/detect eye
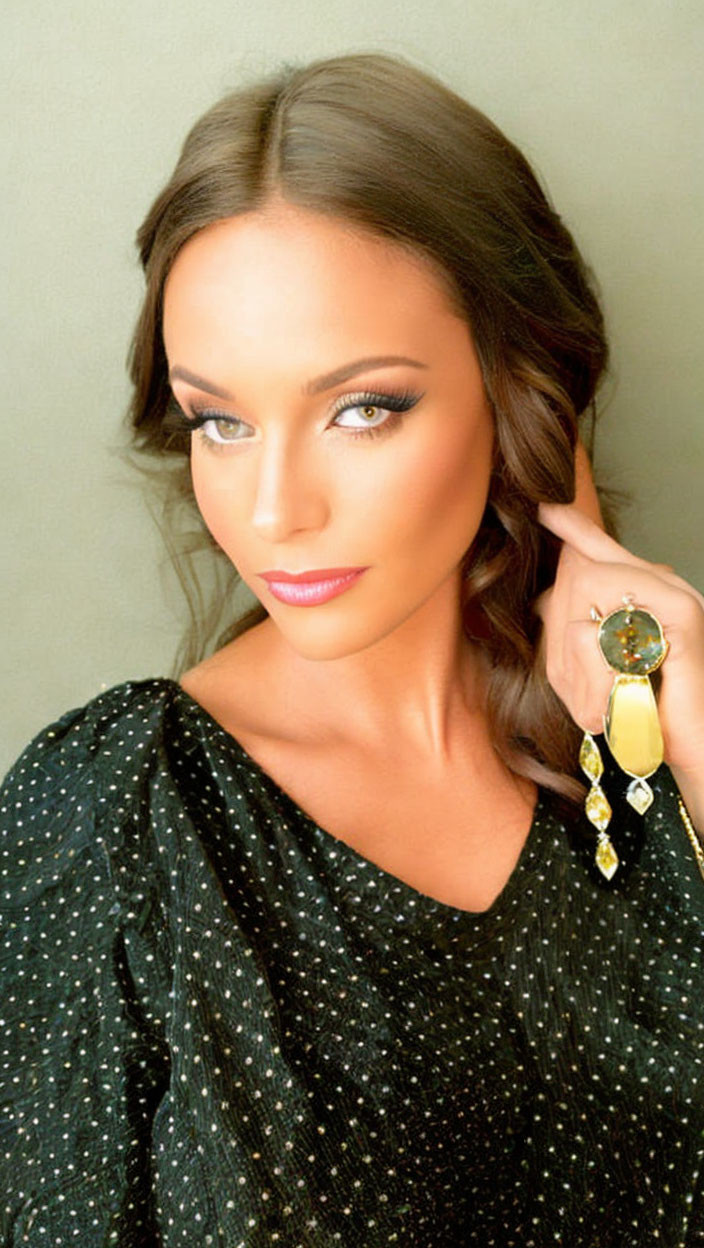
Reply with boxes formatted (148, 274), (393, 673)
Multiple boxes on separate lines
(329, 389), (422, 438)
(332, 403), (391, 431)
(197, 414), (251, 444)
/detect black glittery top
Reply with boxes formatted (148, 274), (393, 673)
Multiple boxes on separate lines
(1, 678), (703, 1246)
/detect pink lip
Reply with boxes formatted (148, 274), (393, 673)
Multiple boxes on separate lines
(260, 567), (367, 583)
(258, 567), (368, 606)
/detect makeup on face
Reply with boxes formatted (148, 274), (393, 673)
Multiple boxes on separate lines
(164, 386), (424, 451)
(258, 567), (369, 606)
(162, 205), (494, 662)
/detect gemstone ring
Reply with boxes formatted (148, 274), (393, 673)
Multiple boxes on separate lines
(595, 597), (669, 817)
(597, 601), (669, 677)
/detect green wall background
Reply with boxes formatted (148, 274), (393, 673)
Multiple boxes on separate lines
(2, 0), (702, 771)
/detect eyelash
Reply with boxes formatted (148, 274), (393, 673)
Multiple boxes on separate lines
(329, 389), (421, 438)
(163, 389), (423, 451)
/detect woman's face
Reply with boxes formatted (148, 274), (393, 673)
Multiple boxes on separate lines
(162, 204), (494, 661)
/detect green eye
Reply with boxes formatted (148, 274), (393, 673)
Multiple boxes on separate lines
(208, 417), (246, 440)
(192, 412), (252, 445)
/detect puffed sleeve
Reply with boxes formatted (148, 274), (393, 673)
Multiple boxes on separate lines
(0, 688), (172, 1246)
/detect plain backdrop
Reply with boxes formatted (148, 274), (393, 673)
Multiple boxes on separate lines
(2, 0), (702, 772)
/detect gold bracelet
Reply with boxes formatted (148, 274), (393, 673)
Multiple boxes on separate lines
(678, 797), (704, 883)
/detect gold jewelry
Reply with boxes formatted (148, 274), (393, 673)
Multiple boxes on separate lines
(594, 595), (669, 814)
(579, 730), (619, 879)
(678, 798), (704, 883)
(580, 596), (668, 879)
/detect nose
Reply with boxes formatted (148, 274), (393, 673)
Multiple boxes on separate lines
(251, 432), (329, 544)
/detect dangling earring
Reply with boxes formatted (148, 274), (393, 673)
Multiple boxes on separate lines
(598, 596), (668, 812)
(596, 595), (668, 809)
(581, 595), (669, 880)
(579, 730), (619, 879)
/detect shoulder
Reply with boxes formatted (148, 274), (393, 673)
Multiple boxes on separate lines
(2, 676), (179, 795)
(0, 678), (180, 905)
(179, 623), (274, 730)
(0, 685), (177, 1228)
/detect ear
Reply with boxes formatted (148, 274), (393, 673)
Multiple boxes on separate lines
(574, 437), (603, 526)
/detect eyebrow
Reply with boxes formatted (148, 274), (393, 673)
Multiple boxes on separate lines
(168, 367), (233, 399)
(168, 355), (428, 401)
(305, 355), (428, 394)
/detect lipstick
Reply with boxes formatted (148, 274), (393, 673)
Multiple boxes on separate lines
(258, 567), (368, 606)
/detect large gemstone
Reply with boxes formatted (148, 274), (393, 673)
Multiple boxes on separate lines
(598, 608), (667, 675)
(626, 777), (654, 815)
(585, 783), (612, 832)
(595, 833), (619, 880)
(579, 732), (604, 783)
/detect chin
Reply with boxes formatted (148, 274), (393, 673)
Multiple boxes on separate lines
(279, 627), (374, 664)
(276, 598), (430, 664)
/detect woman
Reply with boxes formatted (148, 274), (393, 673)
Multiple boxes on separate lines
(2, 53), (703, 1246)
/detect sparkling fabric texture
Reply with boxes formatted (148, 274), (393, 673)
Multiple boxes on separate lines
(1, 678), (703, 1246)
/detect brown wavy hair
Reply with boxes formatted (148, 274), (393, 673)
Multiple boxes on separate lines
(128, 53), (608, 800)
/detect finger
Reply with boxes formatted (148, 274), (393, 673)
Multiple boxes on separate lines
(538, 500), (644, 566)
(574, 439), (604, 527)
(560, 551), (704, 620)
(560, 560), (704, 631)
(545, 620), (613, 734)
(539, 501), (704, 611)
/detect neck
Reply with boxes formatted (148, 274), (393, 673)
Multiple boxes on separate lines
(263, 569), (487, 763)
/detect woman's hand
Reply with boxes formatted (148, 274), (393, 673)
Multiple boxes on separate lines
(538, 501), (704, 831)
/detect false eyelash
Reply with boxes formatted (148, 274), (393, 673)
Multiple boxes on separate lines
(161, 387), (424, 446)
(328, 389), (423, 439)
(162, 402), (250, 451)
(162, 400), (199, 439)
(329, 388), (422, 418)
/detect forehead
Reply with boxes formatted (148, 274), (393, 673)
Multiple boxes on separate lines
(163, 205), (462, 336)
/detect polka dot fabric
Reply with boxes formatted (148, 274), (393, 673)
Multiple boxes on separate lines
(1, 678), (703, 1245)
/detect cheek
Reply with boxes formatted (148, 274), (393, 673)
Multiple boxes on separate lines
(364, 419), (493, 554)
(190, 455), (244, 556)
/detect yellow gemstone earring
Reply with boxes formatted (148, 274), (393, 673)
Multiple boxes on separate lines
(579, 731), (619, 879)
